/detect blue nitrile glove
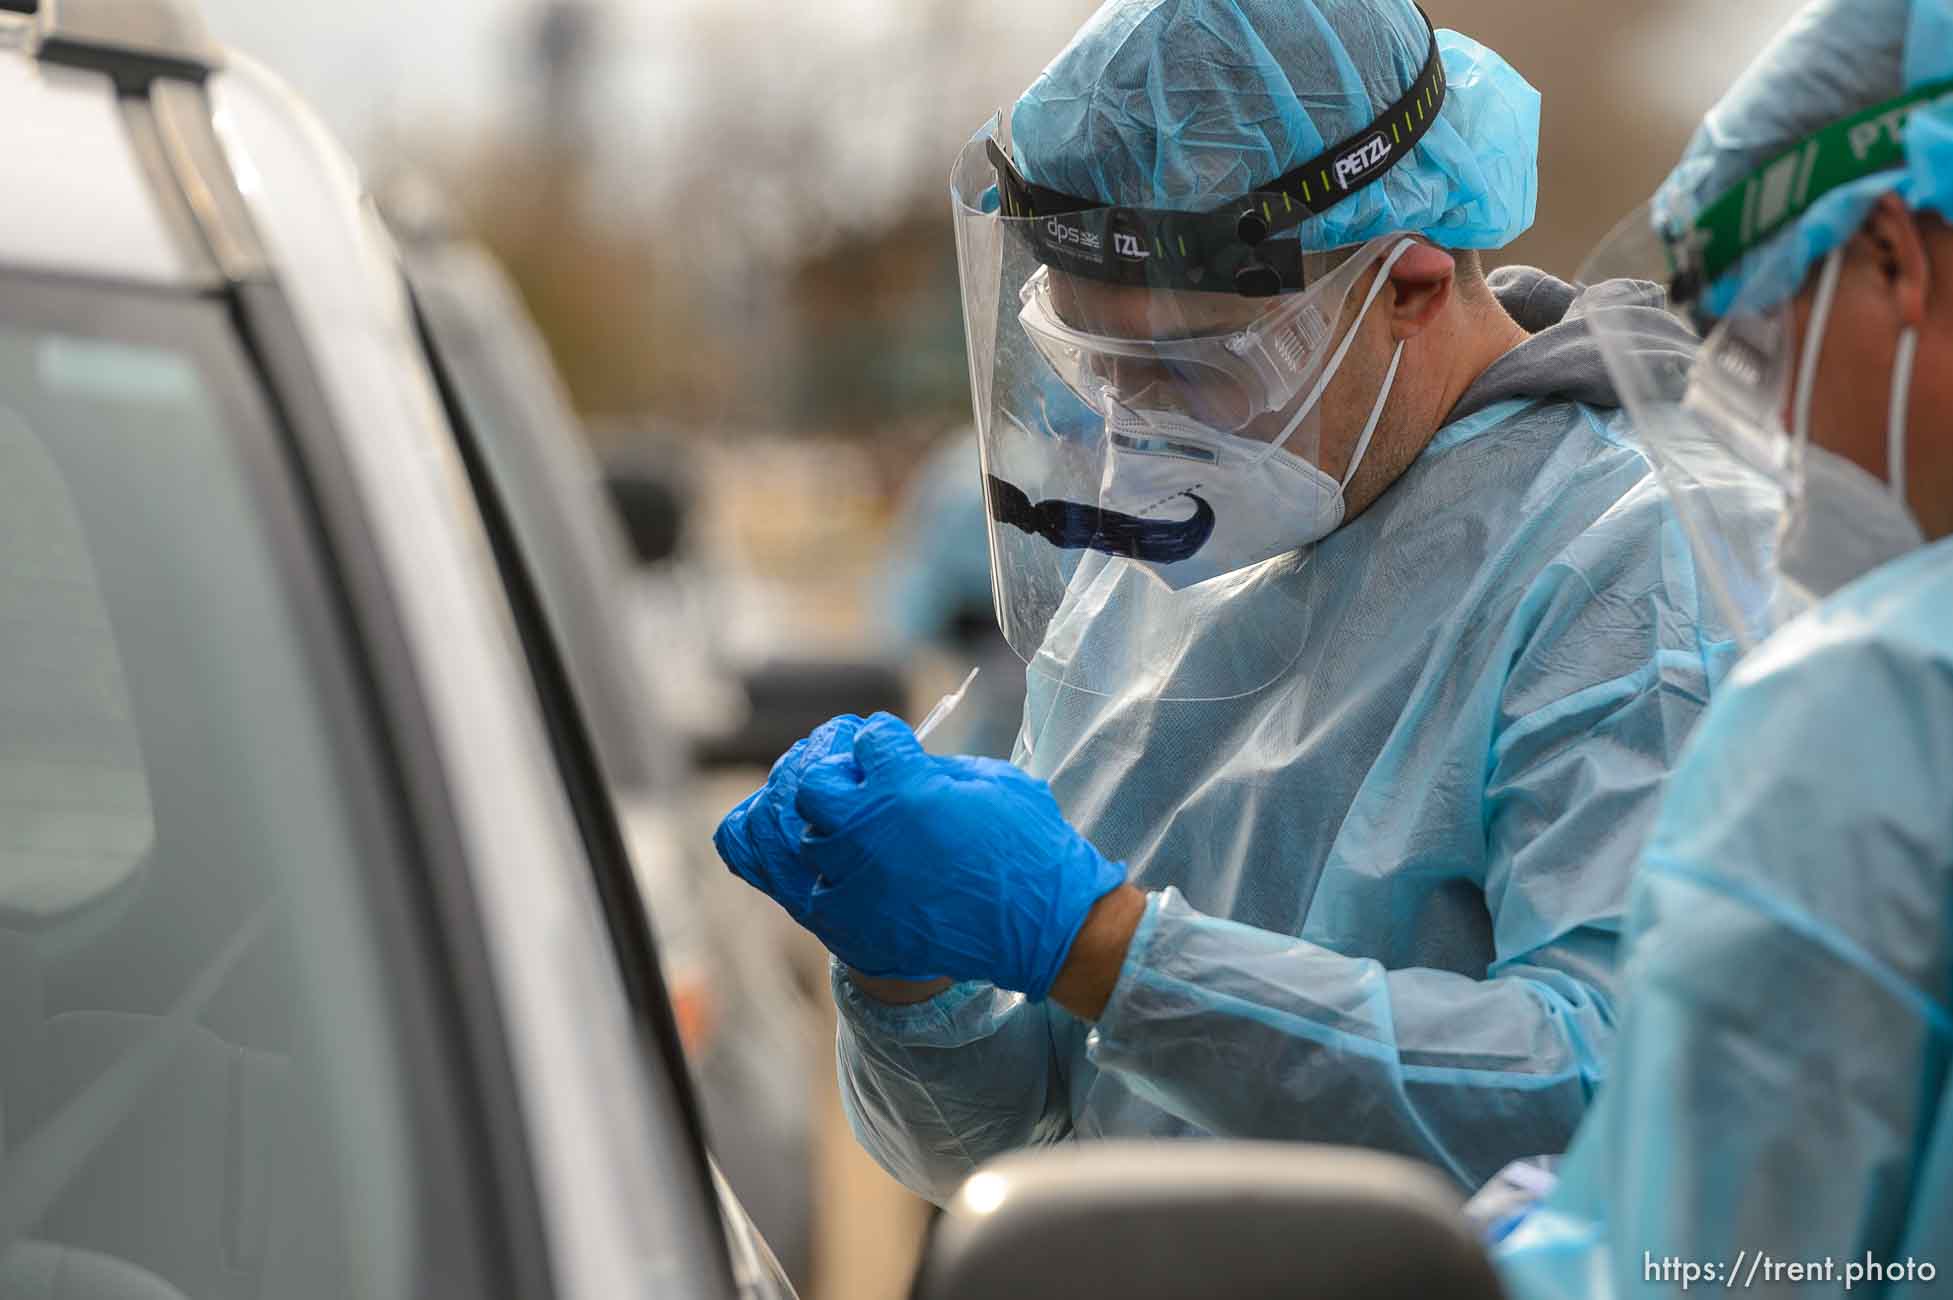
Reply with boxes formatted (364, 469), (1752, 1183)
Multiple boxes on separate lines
(793, 712), (1127, 1001)
(713, 714), (866, 926)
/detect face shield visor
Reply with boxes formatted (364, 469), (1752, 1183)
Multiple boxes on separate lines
(1582, 78), (1953, 644)
(1576, 204), (1809, 652)
(955, 134), (1424, 697)
(950, 18), (1449, 698)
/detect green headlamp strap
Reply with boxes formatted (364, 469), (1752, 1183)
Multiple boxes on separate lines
(1671, 76), (1953, 306)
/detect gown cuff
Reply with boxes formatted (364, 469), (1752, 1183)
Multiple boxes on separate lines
(830, 959), (1031, 1048)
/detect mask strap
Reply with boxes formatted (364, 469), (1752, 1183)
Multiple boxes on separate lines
(1342, 341), (1404, 490)
(1791, 248), (1845, 467)
(1268, 237), (1417, 457)
(1890, 327), (1917, 508)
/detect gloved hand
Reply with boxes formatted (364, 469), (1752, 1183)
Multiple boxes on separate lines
(793, 713), (1127, 1001)
(713, 714), (865, 926)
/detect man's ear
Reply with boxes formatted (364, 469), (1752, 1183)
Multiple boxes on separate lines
(1858, 191), (1930, 329)
(1386, 242), (1457, 341)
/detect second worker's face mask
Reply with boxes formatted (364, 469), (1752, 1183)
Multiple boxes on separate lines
(1779, 443), (1926, 599)
(1772, 249), (1926, 599)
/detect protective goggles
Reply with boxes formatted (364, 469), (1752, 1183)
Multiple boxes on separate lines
(1014, 239), (1397, 435)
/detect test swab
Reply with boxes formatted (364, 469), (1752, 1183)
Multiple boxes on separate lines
(913, 667), (981, 743)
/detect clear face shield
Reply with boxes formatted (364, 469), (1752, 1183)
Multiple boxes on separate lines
(1576, 201), (1816, 651)
(951, 119), (1416, 700)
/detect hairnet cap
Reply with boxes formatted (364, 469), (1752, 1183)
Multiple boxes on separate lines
(1659, 0), (1953, 318)
(1007, 0), (1540, 251)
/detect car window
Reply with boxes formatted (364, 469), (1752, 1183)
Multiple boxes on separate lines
(403, 248), (677, 799)
(402, 246), (729, 991)
(0, 278), (480, 1300)
(407, 254), (750, 1294)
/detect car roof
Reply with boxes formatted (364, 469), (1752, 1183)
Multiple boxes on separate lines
(0, 0), (416, 341)
(0, 14), (200, 285)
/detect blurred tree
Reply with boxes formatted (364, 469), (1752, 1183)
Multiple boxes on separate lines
(784, 211), (969, 436)
(439, 0), (749, 426)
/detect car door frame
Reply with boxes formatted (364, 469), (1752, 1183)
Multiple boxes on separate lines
(400, 273), (741, 1259)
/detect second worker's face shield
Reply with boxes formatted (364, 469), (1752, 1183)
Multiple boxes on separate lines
(951, 118), (1415, 701)
(1575, 75), (1953, 645)
(1578, 203), (1838, 649)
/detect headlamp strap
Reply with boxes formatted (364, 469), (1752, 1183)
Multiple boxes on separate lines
(987, 6), (1447, 296)
(1674, 77), (1953, 304)
(1255, 9), (1447, 229)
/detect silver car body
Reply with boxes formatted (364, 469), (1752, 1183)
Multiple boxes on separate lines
(0, 6), (780, 1296)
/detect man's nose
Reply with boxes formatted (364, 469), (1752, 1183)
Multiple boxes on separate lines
(1109, 353), (1200, 396)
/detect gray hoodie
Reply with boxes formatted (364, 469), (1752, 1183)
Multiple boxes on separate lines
(1450, 266), (1698, 424)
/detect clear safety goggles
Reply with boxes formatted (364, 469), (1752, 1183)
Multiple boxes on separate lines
(1013, 240), (1393, 436)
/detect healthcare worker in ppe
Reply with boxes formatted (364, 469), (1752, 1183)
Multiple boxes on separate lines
(718, 0), (1745, 1204)
(1494, 0), (1953, 1293)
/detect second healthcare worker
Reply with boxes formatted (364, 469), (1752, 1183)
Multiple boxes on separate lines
(719, 0), (1750, 1202)
(1495, 0), (1953, 1291)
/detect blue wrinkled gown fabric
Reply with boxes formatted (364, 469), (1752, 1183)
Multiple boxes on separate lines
(1498, 540), (1953, 1299)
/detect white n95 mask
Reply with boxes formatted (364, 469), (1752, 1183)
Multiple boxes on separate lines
(1089, 241), (1412, 590)
(1777, 256), (1927, 601)
(1779, 446), (1926, 600)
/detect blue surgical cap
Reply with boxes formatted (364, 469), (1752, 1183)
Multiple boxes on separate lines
(1007, 0), (1540, 251)
(1658, 0), (1953, 319)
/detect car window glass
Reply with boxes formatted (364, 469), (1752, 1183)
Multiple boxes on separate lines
(0, 287), (426, 1300)
(406, 253), (676, 797)
(0, 364), (153, 936)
